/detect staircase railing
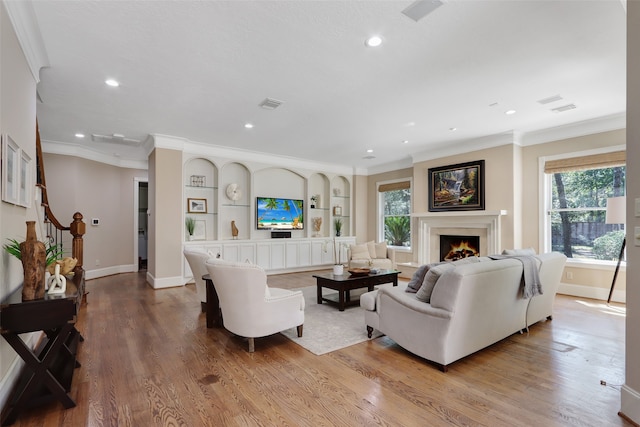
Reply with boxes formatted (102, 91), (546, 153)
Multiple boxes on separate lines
(35, 122), (85, 271)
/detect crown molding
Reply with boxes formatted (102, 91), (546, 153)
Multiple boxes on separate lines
(150, 134), (354, 176)
(519, 112), (626, 146)
(41, 139), (148, 169)
(3, 0), (49, 83)
(411, 131), (517, 164)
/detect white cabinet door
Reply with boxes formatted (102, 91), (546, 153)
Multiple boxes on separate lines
(285, 242), (299, 268)
(298, 241), (311, 266)
(271, 242), (286, 270)
(256, 242), (271, 269)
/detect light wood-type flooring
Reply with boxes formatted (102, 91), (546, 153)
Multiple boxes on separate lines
(9, 269), (631, 426)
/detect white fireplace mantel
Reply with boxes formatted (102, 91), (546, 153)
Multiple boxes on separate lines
(412, 210), (508, 264)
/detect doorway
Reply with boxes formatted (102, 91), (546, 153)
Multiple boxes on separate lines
(135, 179), (149, 270)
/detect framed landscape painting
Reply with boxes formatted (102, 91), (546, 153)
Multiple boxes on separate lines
(428, 160), (485, 212)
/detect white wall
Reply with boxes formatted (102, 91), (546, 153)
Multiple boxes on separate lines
(0, 0), (43, 408)
(622, 3), (640, 423)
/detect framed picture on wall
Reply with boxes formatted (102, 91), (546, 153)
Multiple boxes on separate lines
(2, 135), (19, 205)
(19, 149), (32, 208)
(428, 160), (485, 212)
(187, 198), (208, 213)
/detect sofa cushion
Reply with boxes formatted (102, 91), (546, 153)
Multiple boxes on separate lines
(350, 243), (371, 260)
(374, 242), (388, 259)
(415, 262), (456, 302)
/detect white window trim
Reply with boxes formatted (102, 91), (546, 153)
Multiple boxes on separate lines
(377, 177), (413, 248)
(538, 144), (626, 265)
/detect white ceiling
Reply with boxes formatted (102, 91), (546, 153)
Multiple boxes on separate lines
(31, 0), (626, 173)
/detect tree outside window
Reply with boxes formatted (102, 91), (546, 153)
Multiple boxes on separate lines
(382, 187), (411, 247)
(549, 166), (625, 260)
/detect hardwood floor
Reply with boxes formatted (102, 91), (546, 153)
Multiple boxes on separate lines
(10, 270), (631, 426)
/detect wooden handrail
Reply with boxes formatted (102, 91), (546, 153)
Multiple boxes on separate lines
(36, 121), (85, 270)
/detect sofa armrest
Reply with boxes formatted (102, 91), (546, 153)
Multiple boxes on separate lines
(386, 247), (396, 267)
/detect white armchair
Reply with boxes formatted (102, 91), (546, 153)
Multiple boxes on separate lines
(205, 258), (304, 352)
(183, 249), (211, 311)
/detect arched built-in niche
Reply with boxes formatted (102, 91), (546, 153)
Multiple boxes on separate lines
(184, 157), (218, 241)
(330, 175), (351, 237)
(253, 168), (306, 238)
(309, 173), (330, 237)
(219, 162), (251, 240)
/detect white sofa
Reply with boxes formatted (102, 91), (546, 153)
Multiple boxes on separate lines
(348, 241), (396, 270)
(361, 252), (566, 371)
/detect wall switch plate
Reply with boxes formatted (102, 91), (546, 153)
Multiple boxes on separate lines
(91, 218), (100, 226)
(635, 226), (640, 247)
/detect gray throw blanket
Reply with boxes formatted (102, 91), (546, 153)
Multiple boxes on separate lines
(488, 255), (542, 299)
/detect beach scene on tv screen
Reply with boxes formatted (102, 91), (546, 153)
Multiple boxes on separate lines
(257, 197), (304, 230)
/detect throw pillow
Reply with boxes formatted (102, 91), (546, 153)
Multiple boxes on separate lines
(405, 264), (430, 293)
(502, 247), (536, 256)
(415, 263), (456, 303)
(366, 241), (377, 258)
(350, 243), (371, 260)
(374, 242), (388, 259)
(405, 262), (445, 293)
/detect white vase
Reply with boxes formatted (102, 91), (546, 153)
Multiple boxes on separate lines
(333, 264), (344, 275)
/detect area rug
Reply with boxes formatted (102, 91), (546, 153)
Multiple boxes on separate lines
(280, 286), (383, 355)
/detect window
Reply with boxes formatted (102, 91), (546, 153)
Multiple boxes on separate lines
(379, 180), (411, 248)
(545, 150), (625, 261)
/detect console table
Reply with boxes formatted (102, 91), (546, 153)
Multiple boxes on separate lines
(0, 270), (84, 426)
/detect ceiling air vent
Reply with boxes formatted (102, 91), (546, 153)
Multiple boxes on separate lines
(259, 98), (284, 110)
(537, 94), (563, 105)
(362, 155), (376, 160)
(551, 104), (577, 113)
(402, 0), (444, 22)
(91, 133), (143, 146)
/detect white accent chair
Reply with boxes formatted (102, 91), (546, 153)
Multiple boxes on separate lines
(183, 249), (211, 312)
(205, 258), (305, 352)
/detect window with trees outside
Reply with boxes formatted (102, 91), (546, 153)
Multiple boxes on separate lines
(546, 151), (625, 261)
(379, 181), (411, 248)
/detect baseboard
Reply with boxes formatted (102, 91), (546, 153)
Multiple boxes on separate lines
(85, 264), (137, 280)
(145, 271), (186, 289)
(557, 282), (626, 303)
(621, 384), (640, 425)
(0, 332), (41, 413)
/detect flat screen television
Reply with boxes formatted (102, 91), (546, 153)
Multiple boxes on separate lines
(256, 197), (304, 230)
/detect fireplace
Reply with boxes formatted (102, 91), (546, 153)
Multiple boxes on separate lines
(440, 235), (480, 261)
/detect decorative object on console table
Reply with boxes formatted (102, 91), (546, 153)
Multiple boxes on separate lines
(20, 221), (46, 301)
(428, 160), (485, 212)
(334, 217), (342, 237)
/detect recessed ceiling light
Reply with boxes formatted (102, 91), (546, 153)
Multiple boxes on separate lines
(75, 133), (85, 138)
(365, 36), (383, 47)
(403, 140), (409, 144)
(505, 110), (516, 115)
(449, 127), (457, 132)
(244, 123), (254, 129)
(366, 149), (374, 153)
(105, 79), (119, 87)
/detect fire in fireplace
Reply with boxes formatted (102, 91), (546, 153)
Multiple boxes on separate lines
(440, 235), (480, 261)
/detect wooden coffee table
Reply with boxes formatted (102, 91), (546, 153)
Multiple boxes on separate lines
(313, 269), (399, 311)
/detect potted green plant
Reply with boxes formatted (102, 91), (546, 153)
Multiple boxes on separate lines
(3, 238), (63, 267)
(334, 217), (343, 237)
(185, 217), (196, 240)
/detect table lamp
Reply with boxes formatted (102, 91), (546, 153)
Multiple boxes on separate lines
(605, 196), (625, 304)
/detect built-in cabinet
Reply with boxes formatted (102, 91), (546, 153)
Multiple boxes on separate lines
(182, 155), (354, 280)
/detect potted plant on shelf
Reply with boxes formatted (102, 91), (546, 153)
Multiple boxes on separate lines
(185, 217), (196, 240)
(334, 217), (343, 237)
